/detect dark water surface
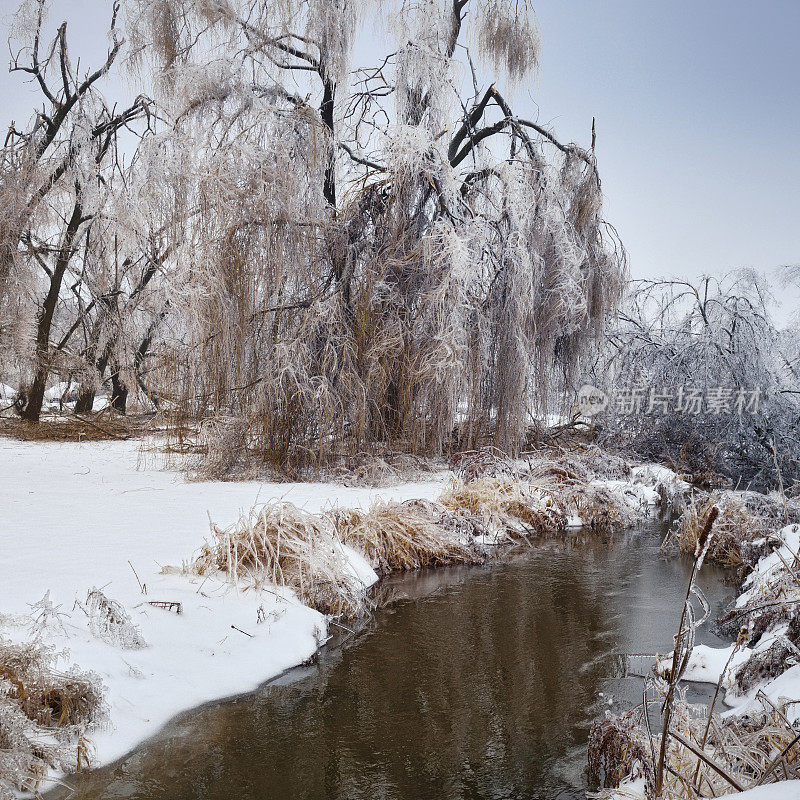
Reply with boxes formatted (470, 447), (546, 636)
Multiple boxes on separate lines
(50, 520), (734, 800)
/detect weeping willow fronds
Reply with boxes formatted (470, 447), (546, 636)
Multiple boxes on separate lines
(1, 1), (626, 466)
(473, 0), (541, 83)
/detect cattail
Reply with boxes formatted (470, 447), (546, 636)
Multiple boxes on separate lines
(694, 505), (719, 559)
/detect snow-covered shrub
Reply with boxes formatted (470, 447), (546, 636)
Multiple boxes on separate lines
(595, 273), (800, 488)
(439, 476), (568, 535)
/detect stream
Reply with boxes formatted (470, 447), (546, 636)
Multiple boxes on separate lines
(48, 519), (735, 800)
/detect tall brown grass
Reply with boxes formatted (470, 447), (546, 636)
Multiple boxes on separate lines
(192, 502), (368, 617)
(669, 491), (800, 573)
(330, 500), (482, 574)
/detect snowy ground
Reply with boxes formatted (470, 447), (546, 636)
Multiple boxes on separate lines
(0, 438), (443, 772)
(670, 523), (800, 718)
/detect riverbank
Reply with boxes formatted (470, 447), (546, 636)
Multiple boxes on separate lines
(0, 438), (687, 797)
(593, 490), (800, 799)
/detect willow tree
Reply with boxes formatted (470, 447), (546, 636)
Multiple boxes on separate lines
(127, 0), (626, 475)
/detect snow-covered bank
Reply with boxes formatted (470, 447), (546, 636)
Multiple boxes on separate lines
(599, 506), (800, 798)
(0, 438), (688, 795)
(603, 778), (800, 800)
(669, 522), (800, 724)
(0, 439), (441, 790)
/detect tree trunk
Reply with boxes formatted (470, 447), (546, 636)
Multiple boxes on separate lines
(109, 362), (128, 413)
(20, 201), (83, 422)
(73, 386), (96, 414)
(320, 76), (336, 210)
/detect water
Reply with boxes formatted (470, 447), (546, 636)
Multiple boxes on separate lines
(48, 520), (734, 800)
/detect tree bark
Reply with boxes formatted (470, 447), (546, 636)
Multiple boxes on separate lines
(20, 200), (83, 422)
(320, 76), (336, 210)
(109, 361), (128, 413)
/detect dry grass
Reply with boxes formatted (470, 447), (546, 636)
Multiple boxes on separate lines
(0, 414), (149, 442)
(591, 693), (800, 799)
(328, 500), (483, 575)
(661, 695), (800, 797)
(524, 444), (633, 483)
(191, 502), (371, 617)
(669, 491), (800, 572)
(188, 456), (653, 623)
(0, 638), (105, 798)
(440, 468), (638, 536)
(588, 709), (654, 792)
(439, 476), (567, 536)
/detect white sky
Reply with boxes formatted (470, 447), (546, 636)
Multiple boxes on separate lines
(2, 0), (798, 322)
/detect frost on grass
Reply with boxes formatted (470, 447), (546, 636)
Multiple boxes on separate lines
(595, 520), (800, 799)
(670, 492), (800, 573)
(590, 694), (800, 799)
(188, 455), (678, 620)
(330, 500), (482, 574)
(191, 502), (374, 617)
(0, 635), (105, 799)
(83, 589), (147, 650)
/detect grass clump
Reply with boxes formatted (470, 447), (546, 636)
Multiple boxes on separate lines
(329, 500), (483, 575)
(192, 502), (370, 617)
(0, 638), (105, 798)
(590, 689), (800, 799)
(439, 476), (567, 536)
(588, 709), (654, 793)
(670, 491), (800, 572)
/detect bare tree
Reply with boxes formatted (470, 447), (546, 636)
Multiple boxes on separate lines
(594, 272), (800, 485)
(0, 0), (152, 421)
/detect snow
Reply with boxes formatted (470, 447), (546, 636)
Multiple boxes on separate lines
(725, 782), (800, 799)
(665, 521), (800, 739)
(43, 381), (79, 403)
(0, 384), (15, 405)
(733, 664), (800, 725)
(594, 478), (661, 510)
(0, 438), (442, 770)
(603, 775), (648, 799)
(657, 643), (749, 686)
(738, 524), (800, 608)
(339, 543), (379, 589)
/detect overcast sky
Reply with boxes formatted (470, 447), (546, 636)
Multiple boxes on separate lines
(2, 0), (798, 319)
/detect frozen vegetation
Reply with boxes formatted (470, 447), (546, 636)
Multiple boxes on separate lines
(591, 491), (800, 799)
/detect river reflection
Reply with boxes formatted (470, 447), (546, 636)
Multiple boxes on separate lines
(48, 520), (733, 800)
